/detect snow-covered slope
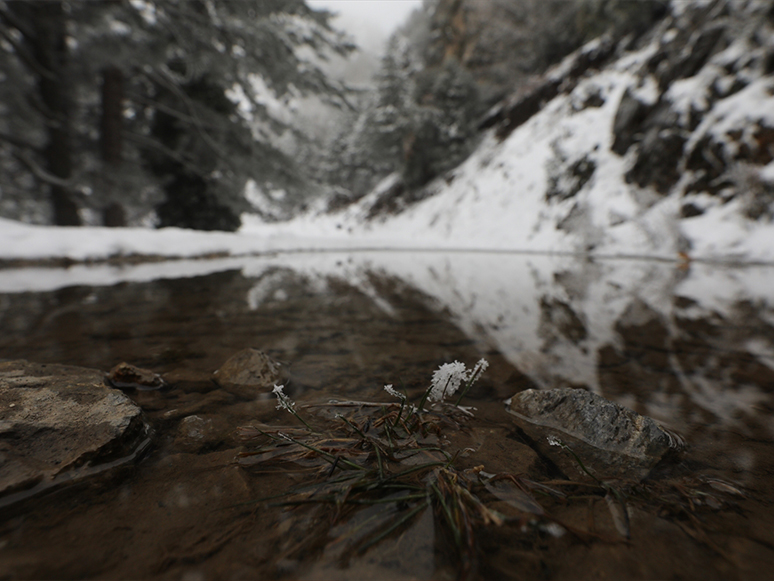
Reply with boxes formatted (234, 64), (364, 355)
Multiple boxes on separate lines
(300, 0), (774, 263)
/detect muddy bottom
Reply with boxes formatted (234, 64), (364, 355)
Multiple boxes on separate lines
(0, 253), (773, 580)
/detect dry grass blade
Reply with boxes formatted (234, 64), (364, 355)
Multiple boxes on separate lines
(484, 479), (545, 516)
(605, 491), (630, 539)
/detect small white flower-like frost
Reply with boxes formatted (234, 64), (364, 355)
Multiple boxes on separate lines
(273, 384), (295, 412)
(473, 358), (489, 374)
(429, 360), (467, 402)
(547, 434), (563, 447)
(384, 384), (405, 400)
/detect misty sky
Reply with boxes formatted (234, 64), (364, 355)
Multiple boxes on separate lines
(307, 0), (422, 52)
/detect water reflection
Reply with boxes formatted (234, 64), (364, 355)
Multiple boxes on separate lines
(235, 253), (774, 434)
(2, 253), (773, 436)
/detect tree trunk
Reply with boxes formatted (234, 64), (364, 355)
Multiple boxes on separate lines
(100, 66), (127, 226)
(27, 1), (81, 225)
(101, 66), (124, 165)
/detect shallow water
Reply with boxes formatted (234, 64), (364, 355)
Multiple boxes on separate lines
(1, 252), (773, 580)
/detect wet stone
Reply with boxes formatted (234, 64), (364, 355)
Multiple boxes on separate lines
(106, 362), (166, 391)
(0, 360), (152, 508)
(174, 415), (219, 453)
(212, 348), (288, 400)
(507, 387), (680, 482)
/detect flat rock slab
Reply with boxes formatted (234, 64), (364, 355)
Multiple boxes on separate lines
(507, 388), (680, 482)
(0, 360), (152, 508)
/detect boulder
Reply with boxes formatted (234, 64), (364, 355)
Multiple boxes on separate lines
(212, 348), (289, 400)
(507, 387), (681, 482)
(0, 360), (152, 508)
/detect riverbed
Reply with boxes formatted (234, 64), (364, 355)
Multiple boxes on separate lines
(1, 251), (773, 580)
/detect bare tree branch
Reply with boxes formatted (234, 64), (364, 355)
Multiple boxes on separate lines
(0, 129), (41, 152)
(0, 11), (57, 81)
(13, 149), (73, 189)
(123, 129), (206, 177)
(142, 67), (237, 169)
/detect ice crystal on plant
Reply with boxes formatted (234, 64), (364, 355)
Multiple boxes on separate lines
(547, 434), (563, 447)
(273, 384), (295, 412)
(429, 361), (468, 402)
(427, 358), (490, 403)
(384, 384), (405, 400)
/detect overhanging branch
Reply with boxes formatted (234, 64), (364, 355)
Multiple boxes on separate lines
(14, 149), (73, 189)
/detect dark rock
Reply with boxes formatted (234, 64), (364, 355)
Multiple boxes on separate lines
(507, 387), (680, 482)
(685, 123), (774, 198)
(486, 35), (617, 140)
(493, 77), (561, 140)
(578, 89), (605, 110)
(657, 25), (727, 90)
(611, 88), (652, 156)
(106, 362), (166, 391)
(546, 155), (596, 202)
(681, 203), (704, 218)
(0, 360), (152, 508)
(626, 129), (686, 194)
(212, 348), (288, 400)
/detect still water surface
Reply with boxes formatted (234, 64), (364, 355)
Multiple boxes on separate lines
(0, 251), (773, 579)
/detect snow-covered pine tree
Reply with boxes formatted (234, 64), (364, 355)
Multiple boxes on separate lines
(0, 0), (354, 229)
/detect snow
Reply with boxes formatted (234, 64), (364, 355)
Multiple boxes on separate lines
(3, 1), (774, 277)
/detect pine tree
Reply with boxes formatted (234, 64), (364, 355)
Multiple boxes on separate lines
(0, 0), (354, 229)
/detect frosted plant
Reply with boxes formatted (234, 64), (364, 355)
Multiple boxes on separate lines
(273, 384), (295, 412)
(384, 384), (405, 400)
(547, 435), (563, 447)
(272, 384), (312, 430)
(429, 361), (468, 402)
(428, 358), (489, 404)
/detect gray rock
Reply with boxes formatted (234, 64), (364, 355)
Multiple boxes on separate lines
(0, 360), (152, 508)
(507, 388), (681, 482)
(212, 348), (288, 399)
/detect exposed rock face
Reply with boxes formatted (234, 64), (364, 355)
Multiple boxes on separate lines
(212, 348), (288, 399)
(485, 35), (618, 139)
(507, 387), (680, 481)
(0, 360), (152, 508)
(610, 0), (774, 206)
(428, 0), (665, 107)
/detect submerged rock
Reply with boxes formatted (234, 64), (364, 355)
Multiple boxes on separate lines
(0, 360), (152, 508)
(507, 387), (681, 482)
(106, 362), (166, 391)
(174, 414), (221, 453)
(212, 348), (288, 399)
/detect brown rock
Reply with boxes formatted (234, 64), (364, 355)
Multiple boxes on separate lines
(212, 348), (288, 400)
(106, 362), (166, 390)
(0, 360), (152, 508)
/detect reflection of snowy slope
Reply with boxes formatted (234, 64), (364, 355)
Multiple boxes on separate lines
(240, 251), (774, 431)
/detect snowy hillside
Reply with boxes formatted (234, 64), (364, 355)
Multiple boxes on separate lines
(298, 0), (774, 263)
